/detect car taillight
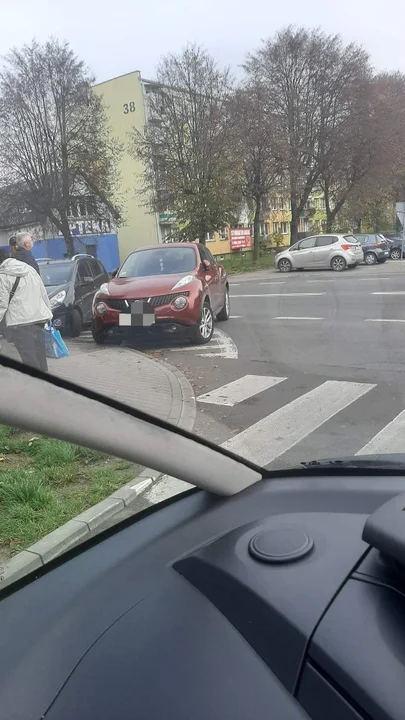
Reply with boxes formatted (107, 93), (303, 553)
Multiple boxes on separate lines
(341, 244), (354, 251)
(375, 243), (382, 248)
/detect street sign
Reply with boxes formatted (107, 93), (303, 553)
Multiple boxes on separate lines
(230, 227), (252, 250)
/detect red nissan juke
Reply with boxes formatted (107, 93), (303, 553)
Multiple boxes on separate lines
(91, 242), (230, 345)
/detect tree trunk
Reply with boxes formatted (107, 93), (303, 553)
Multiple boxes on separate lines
(290, 195), (299, 246)
(326, 212), (333, 233)
(253, 196), (261, 262)
(61, 216), (74, 257)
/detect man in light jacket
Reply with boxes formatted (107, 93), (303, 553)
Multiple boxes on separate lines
(0, 257), (52, 372)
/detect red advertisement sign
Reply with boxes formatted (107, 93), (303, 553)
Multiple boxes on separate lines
(230, 227), (252, 250)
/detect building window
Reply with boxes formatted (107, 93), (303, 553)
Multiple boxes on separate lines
(320, 197), (326, 210)
(280, 221), (288, 234)
(273, 222), (280, 233)
(219, 228), (227, 241)
(205, 231), (215, 242)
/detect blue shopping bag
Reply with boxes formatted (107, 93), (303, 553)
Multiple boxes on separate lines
(44, 322), (69, 359)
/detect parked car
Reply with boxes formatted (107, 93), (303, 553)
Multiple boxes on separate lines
(275, 234), (363, 272)
(91, 243), (230, 345)
(383, 234), (405, 260)
(38, 254), (110, 337)
(352, 233), (390, 265)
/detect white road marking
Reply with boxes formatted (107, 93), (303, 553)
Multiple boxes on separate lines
(198, 375), (287, 407)
(357, 409), (405, 455)
(229, 315), (241, 318)
(372, 291), (405, 295)
(221, 380), (375, 466)
(365, 319), (405, 323)
(196, 328), (238, 359)
(229, 283), (240, 286)
(259, 282), (286, 285)
(231, 292), (326, 298)
(273, 316), (324, 321)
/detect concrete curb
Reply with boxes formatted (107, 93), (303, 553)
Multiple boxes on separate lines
(1, 468), (161, 589)
(1, 353), (196, 590)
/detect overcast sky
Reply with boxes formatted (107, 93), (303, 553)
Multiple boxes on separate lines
(2, 0), (403, 82)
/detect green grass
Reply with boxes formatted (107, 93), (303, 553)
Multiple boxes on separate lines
(0, 426), (141, 560)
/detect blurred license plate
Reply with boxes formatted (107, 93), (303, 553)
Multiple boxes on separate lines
(119, 301), (155, 327)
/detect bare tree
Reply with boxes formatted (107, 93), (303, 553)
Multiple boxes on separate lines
(231, 81), (282, 261)
(0, 39), (121, 256)
(133, 45), (239, 245)
(320, 68), (405, 231)
(246, 27), (370, 244)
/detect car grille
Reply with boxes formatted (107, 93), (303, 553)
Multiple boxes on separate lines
(106, 292), (190, 312)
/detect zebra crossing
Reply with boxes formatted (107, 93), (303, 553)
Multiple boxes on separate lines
(196, 374), (405, 468)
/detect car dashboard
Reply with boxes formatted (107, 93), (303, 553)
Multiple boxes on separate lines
(1, 473), (405, 720)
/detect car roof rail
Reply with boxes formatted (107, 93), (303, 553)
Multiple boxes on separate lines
(71, 253), (94, 260)
(36, 257), (52, 261)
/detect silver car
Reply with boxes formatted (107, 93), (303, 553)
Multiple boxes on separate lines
(275, 234), (364, 272)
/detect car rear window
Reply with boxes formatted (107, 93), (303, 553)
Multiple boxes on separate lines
(119, 247), (197, 277)
(343, 235), (360, 244)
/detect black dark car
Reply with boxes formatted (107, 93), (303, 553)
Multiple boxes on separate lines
(38, 254), (110, 337)
(353, 233), (390, 264)
(384, 233), (405, 260)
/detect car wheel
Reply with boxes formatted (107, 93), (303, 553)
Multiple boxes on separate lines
(390, 248), (401, 260)
(365, 252), (377, 265)
(330, 256), (346, 272)
(277, 258), (292, 272)
(190, 302), (214, 344)
(91, 323), (107, 345)
(69, 309), (82, 337)
(217, 288), (230, 321)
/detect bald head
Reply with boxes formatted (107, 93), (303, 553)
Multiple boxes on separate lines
(15, 233), (34, 251)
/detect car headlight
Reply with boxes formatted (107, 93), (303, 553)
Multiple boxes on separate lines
(49, 290), (66, 309)
(171, 275), (194, 290)
(173, 296), (188, 309)
(99, 283), (110, 295)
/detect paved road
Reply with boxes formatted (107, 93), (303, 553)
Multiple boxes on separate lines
(135, 261), (405, 474)
(53, 261), (405, 508)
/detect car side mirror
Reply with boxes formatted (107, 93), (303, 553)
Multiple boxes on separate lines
(80, 276), (93, 284)
(203, 259), (211, 269)
(111, 268), (118, 278)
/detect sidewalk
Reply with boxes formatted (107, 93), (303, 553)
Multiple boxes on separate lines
(0, 338), (196, 431)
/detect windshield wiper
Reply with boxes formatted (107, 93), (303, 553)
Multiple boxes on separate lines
(301, 454), (405, 470)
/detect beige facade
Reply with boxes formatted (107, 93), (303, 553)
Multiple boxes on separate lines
(93, 71), (160, 261)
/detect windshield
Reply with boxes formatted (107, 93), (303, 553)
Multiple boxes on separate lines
(2, 21), (405, 590)
(118, 247), (197, 277)
(39, 263), (73, 286)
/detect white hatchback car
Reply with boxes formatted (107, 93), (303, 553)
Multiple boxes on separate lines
(275, 234), (364, 272)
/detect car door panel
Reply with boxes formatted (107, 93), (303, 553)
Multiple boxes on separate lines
(292, 237), (316, 268)
(205, 248), (223, 310)
(75, 260), (96, 323)
(312, 236), (338, 267)
(198, 246), (217, 309)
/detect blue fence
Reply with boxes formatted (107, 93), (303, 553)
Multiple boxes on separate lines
(1, 233), (120, 272)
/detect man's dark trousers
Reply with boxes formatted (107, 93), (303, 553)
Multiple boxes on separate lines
(12, 323), (48, 372)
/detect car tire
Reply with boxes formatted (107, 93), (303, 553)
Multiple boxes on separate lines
(91, 323), (108, 345)
(69, 309), (82, 337)
(378, 258), (387, 264)
(390, 248), (401, 260)
(330, 256), (346, 272)
(277, 258), (292, 273)
(190, 301), (214, 344)
(365, 252), (377, 265)
(217, 288), (230, 321)
(348, 263), (357, 269)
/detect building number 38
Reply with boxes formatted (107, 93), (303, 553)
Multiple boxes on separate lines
(123, 102), (136, 114)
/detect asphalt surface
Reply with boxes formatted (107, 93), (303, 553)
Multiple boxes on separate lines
(63, 260), (405, 500)
(134, 261), (405, 472)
